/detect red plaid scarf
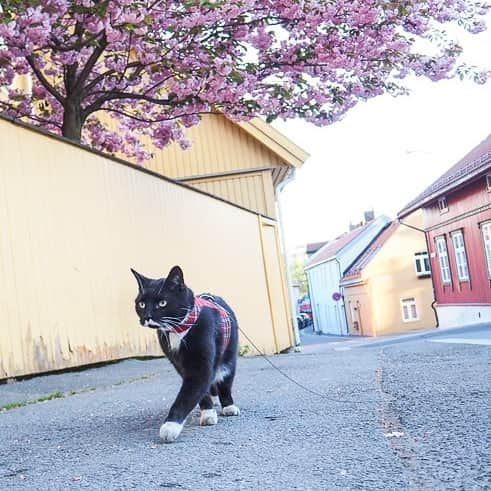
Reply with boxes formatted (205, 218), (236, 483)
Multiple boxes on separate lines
(174, 295), (232, 355)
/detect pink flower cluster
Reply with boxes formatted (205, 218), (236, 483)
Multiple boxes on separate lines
(0, 0), (488, 163)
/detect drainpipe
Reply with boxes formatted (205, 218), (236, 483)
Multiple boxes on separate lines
(335, 257), (350, 335)
(276, 169), (301, 346)
(398, 218), (439, 328)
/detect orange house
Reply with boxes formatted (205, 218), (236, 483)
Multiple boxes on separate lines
(340, 212), (437, 336)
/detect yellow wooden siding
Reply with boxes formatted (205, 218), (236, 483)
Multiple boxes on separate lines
(100, 113), (285, 216)
(258, 219), (293, 350)
(182, 170), (277, 218)
(101, 113), (285, 179)
(0, 117), (292, 378)
(148, 115), (285, 178)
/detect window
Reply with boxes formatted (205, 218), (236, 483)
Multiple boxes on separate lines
(401, 298), (418, 322)
(481, 221), (491, 278)
(414, 252), (431, 277)
(451, 231), (470, 282)
(438, 197), (448, 213)
(487, 175), (491, 192)
(435, 236), (451, 284)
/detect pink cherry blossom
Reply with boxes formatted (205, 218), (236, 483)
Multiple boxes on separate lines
(0, 0), (489, 164)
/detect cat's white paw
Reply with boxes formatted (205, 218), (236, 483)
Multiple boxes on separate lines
(222, 405), (240, 416)
(200, 409), (218, 426)
(159, 421), (183, 443)
(211, 395), (221, 407)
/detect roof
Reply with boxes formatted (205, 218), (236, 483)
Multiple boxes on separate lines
(399, 134), (491, 217)
(341, 221), (398, 283)
(238, 118), (310, 168)
(305, 221), (373, 269)
(306, 241), (328, 255)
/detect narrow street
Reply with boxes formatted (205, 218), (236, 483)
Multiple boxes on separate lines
(1, 326), (490, 490)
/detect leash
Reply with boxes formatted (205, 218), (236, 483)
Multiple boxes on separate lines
(237, 326), (375, 405)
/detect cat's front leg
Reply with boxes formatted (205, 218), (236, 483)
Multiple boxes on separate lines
(160, 375), (211, 443)
(199, 394), (218, 426)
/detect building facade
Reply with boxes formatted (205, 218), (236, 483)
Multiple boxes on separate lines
(107, 113), (308, 219)
(305, 216), (391, 335)
(341, 212), (436, 336)
(399, 134), (491, 327)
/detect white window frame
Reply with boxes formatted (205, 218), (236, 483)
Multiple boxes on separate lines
(451, 230), (470, 282)
(401, 297), (418, 322)
(435, 236), (451, 284)
(486, 175), (491, 192)
(438, 196), (448, 213)
(481, 221), (491, 279)
(414, 251), (431, 277)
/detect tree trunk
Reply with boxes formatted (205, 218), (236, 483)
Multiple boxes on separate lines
(62, 102), (83, 142)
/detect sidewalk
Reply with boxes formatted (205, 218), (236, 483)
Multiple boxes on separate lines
(298, 322), (491, 353)
(0, 358), (170, 409)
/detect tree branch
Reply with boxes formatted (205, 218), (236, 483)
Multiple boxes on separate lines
(82, 61), (145, 95)
(49, 29), (105, 53)
(0, 101), (63, 129)
(26, 55), (65, 104)
(92, 107), (212, 124)
(83, 90), (189, 119)
(70, 33), (108, 98)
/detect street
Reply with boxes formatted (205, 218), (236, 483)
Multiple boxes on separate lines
(1, 326), (490, 490)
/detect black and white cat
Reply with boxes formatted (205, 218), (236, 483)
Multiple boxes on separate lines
(131, 265), (240, 443)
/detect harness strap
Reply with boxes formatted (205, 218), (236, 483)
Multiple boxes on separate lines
(175, 295), (232, 355)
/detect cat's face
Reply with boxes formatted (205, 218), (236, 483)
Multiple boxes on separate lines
(131, 266), (192, 331)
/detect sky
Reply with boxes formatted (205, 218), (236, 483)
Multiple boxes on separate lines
(275, 22), (491, 253)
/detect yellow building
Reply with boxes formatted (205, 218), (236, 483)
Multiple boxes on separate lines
(111, 113), (308, 218)
(0, 113), (307, 379)
(340, 212), (436, 336)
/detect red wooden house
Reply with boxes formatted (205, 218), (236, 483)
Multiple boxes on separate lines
(398, 134), (491, 328)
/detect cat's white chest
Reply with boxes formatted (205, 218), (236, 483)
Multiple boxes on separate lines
(168, 332), (183, 351)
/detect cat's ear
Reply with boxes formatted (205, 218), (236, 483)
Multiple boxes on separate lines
(165, 266), (185, 291)
(130, 268), (150, 292)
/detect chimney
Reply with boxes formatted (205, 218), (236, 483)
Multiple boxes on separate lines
(364, 209), (375, 223)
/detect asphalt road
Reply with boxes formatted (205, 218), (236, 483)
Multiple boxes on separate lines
(1, 328), (490, 490)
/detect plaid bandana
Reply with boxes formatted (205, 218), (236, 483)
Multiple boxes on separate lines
(174, 294), (232, 355)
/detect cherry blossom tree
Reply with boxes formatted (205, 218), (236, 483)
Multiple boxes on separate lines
(0, 0), (488, 162)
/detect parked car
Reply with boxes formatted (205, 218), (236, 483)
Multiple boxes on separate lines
(296, 312), (311, 330)
(297, 294), (313, 329)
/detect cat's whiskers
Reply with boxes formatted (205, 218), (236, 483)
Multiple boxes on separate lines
(158, 318), (182, 327)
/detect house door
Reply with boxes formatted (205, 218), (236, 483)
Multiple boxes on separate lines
(349, 300), (363, 335)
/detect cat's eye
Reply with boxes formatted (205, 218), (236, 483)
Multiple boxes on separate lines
(138, 301), (145, 309)
(158, 300), (167, 308)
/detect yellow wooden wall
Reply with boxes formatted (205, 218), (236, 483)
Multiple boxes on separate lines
(144, 114), (285, 178)
(102, 113), (287, 217)
(0, 117), (293, 379)
(185, 170), (277, 218)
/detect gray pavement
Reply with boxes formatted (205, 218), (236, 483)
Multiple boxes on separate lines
(1, 326), (490, 490)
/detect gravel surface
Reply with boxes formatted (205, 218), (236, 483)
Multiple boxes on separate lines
(0, 335), (489, 490)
